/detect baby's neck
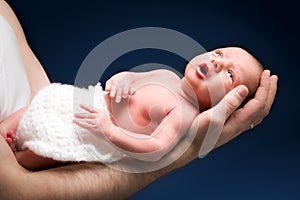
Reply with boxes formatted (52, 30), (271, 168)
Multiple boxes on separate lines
(179, 78), (199, 110)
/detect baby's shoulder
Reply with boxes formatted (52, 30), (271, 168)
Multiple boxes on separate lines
(156, 69), (181, 79)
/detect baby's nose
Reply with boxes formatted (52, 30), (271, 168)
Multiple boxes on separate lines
(211, 59), (231, 72)
(211, 59), (222, 72)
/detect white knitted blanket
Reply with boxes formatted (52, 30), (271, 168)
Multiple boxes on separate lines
(16, 83), (124, 163)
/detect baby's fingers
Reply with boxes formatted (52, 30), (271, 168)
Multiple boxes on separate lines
(122, 82), (131, 98)
(105, 79), (112, 91)
(109, 84), (117, 98)
(79, 104), (98, 113)
(115, 86), (123, 103)
(73, 118), (94, 131)
(74, 112), (95, 119)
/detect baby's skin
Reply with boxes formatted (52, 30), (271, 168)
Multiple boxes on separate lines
(4, 131), (16, 152)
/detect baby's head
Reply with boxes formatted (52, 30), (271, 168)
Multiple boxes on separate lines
(183, 47), (263, 111)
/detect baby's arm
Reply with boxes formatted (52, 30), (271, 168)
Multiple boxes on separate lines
(106, 69), (179, 103)
(74, 105), (191, 162)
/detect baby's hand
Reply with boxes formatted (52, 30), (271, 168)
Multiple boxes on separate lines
(73, 104), (114, 136)
(105, 72), (135, 103)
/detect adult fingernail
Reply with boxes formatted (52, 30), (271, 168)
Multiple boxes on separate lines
(264, 69), (270, 75)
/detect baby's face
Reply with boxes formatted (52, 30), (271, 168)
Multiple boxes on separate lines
(184, 47), (262, 110)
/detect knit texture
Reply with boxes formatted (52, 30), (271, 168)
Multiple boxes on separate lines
(16, 83), (124, 163)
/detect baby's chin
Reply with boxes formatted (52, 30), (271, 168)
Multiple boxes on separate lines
(198, 89), (228, 112)
(197, 99), (211, 112)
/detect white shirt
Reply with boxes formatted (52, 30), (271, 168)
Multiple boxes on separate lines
(0, 14), (30, 122)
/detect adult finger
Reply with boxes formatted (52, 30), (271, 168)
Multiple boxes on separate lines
(197, 85), (248, 156)
(253, 70), (271, 103)
(213, 85), (248, 121)
(224, 85), (249, 119)
(264, 75), (278, 116)
(252, 74), (278, 126)
(237, 70), (271, 126)
(224, 70), (273, 136)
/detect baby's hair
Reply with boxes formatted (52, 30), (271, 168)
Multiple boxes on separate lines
(240, 53), (264, 107)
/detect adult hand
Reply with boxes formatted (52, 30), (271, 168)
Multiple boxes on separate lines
(175, 70), (278, 164)
(215, 69), (278, 147)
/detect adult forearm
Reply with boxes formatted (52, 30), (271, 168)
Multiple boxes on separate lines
(19, 163), (162, 200)
(4, 146), (194, 200)
(1, 114), (200, 200)
(20, 43), (50, 98)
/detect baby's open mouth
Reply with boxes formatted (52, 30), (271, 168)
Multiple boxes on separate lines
(196, 63), (208, 79)
(200, 65), (208, 75)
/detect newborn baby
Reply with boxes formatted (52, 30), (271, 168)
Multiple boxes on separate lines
(5, 47), (263, 170)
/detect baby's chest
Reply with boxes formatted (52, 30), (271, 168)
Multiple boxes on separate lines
(112, 85), (180, 133)
(132, 84), (179, 109)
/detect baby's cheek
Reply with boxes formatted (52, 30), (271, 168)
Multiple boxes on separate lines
(224, 86), (234, 95)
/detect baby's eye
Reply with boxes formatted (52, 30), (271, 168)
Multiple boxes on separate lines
(215, 51), (222, 59)
(226, 70), (233, 80)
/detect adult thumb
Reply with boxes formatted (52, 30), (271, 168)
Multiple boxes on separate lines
(197, 85), (249, 158)
(224, 85), (248, 119)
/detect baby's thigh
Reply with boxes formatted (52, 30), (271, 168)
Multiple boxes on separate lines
(15, 149), (59, 170)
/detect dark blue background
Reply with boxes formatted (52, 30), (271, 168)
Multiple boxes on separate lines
(6, 0), (299, 199)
